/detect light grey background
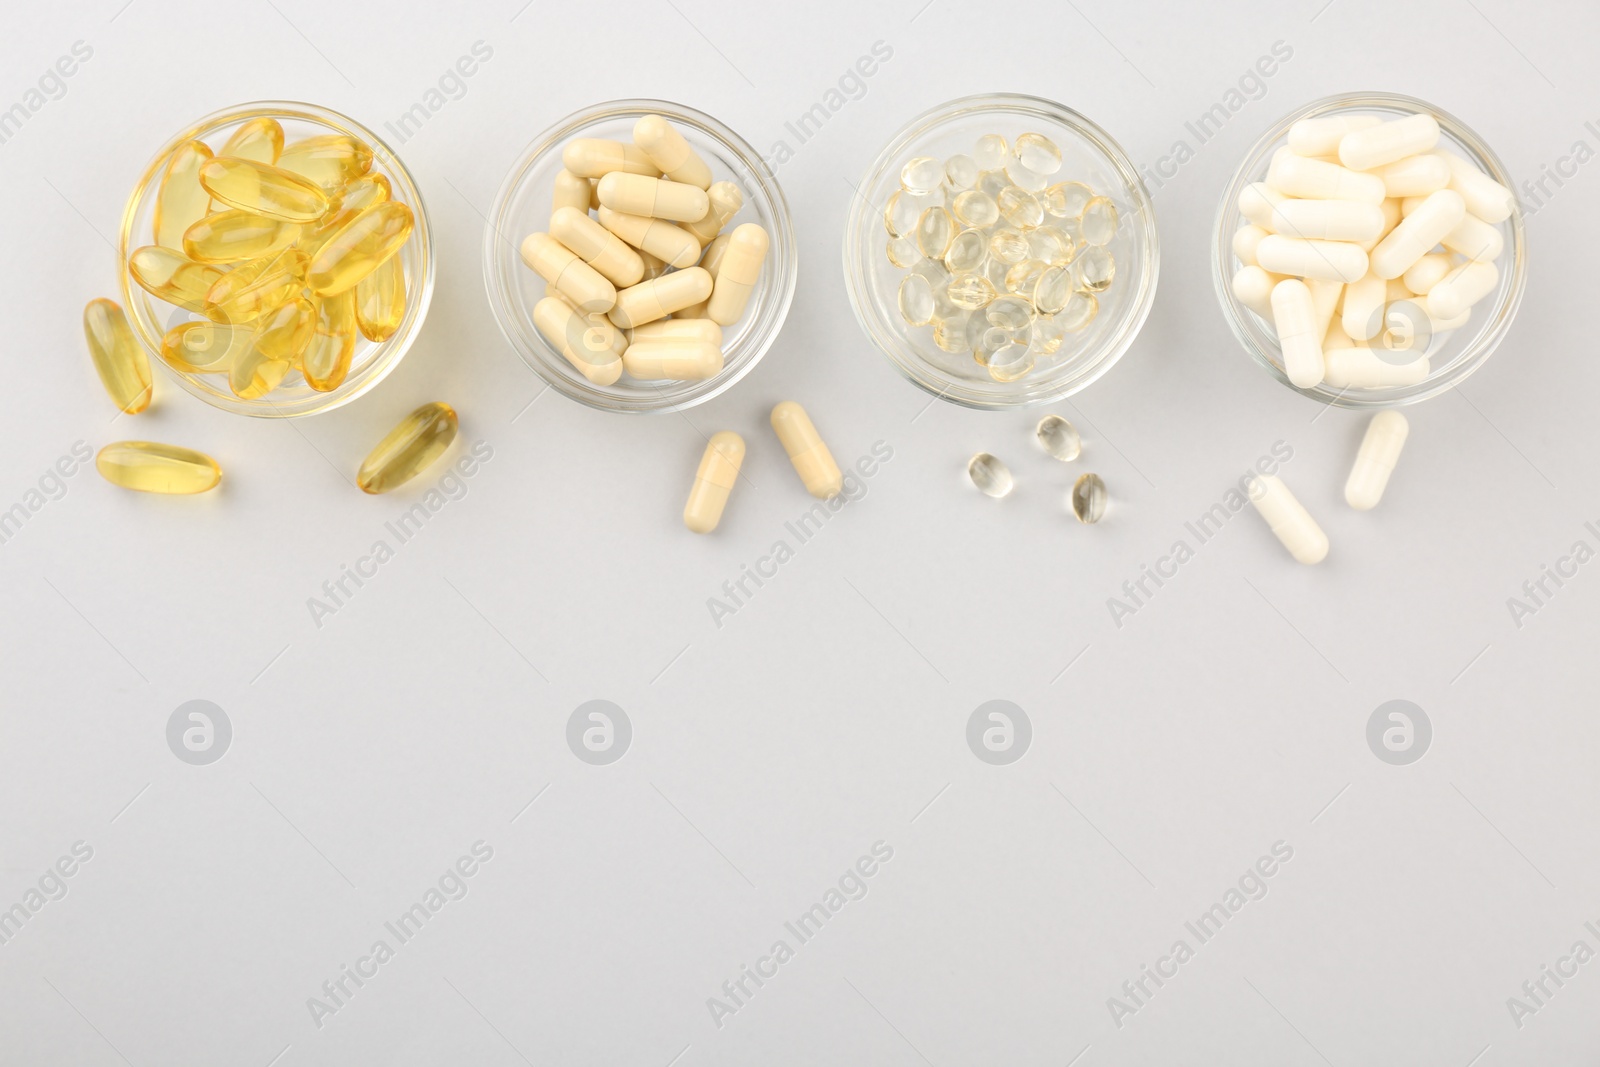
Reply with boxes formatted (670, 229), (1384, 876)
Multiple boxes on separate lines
(3, 0), (1597, 1063)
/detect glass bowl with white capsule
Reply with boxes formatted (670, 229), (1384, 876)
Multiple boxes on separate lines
(1213, 91), (1527, 409)
(843, 93), (1159, 409)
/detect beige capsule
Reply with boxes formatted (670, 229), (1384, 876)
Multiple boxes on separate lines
(771, 401), (842, 499)
(596, 207), (701, 269)
(680, 232), (730, 318)
(609, 267), (713, 329)
(706, 223), (769, 326)
(550, 206), (645, 288)
(623, 339), (723, 380)
(683, 431), (745, 534)
(634, 115), (713, 189)
(683, 181), (743, 244)
(520, 232), (617, 313)
(561, 138), (660, 178)
(597, 173), (710, 223)
(551, 169), (593, 218)
(630, 318), (723, 345)
(532, 296), (624, 386)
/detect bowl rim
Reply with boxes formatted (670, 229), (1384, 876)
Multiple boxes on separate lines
(842, 91), (1161, 410)
(118, 99), (435, 419)
(481, 97), (797, 415)
(1211, 90), (1528, 409)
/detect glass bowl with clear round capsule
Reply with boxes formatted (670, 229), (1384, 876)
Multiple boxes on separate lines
(1213, 91), (1527, 409)
(843, 93), (1159, 409)
(118, 101), (434, 418)
(484, 99), (797, 414)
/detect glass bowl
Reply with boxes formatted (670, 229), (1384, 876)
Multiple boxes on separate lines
(843, 93), (1159, 410)
(484, 99), (796, 414)
(1213, 91), (1526, 408)
(118, 101), (434, 418)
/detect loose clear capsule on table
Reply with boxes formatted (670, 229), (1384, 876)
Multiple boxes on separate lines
(1071, 473), (1107, 524)
(967, 453), (1014, 497)
(1035, 415), (1080, 461)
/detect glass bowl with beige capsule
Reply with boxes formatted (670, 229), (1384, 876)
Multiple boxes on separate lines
(844, 93), (1158, 409)
(1214, 91), (1526, 408)
(483, 99), (797, 414)
(117, 101), (433, 417)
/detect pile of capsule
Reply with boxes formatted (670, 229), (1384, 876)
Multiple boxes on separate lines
(121, 117), (414, 400)
(523, 115), (768, 385)
(966, 415), (1107, 523)
(1230, 110), (1514, 390)
(885, 132), (1119, 383)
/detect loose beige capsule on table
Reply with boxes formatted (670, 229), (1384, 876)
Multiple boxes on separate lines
(1248, 474), (1328, 564)
(357, 402), (459, 495)
(609, 266), (713, 329)
(562, 138), (660, 178)
(520, 232), (617, 313)
(83, 299), (152, 414)
(533, 296), (625, 386)
(597, 173), (710, 223)
(771, 401), (842, 499)
(550, 206), (645, 287)
(684, 431), (745, 533)
(97, 441), (221, 494)
(1345, 410), (1409, 510)
(707, 223), (769, 326)
(623, 339), (723, 380)
(597, 207), (702, 269)
(634, 115), (713, 189)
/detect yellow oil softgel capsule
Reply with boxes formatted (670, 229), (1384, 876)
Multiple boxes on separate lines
(96, 441), (221, 494)
(154, 140), (213, 249)
(706, 223), (768, 326)
(219, 117), (285, 164)
(609, 267), (713, 329)
(634, 115), (713, 190)
(229, 341), (290, 400)
(622, 339), (723, 380)
(550, 206), (645, 287)
(205, 248), (308, 323)
(307, 201), (414, 295)
(303, 291), (357, 391)
(562, 138), (660, 179)
(199, 156), (330, 222)
(596, 207), (702, 269)
(128, 246), (226, 316)
(160, 320), (253, 372)
(355, 255), (405, 342)
(254, 297), (317, 364)
(303, 173), (391, 253)
(357, 401), (458, 494)
(532, 296), (625, 386)
(278, 134), (374, 190)
(771, 401), (843, 499)
(82, 299), (152, 414)
(182, 209), (302, 263)
(520, 232), (617, 313)
(683, 431), (745, 534)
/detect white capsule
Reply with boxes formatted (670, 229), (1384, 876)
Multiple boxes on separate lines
(1256, 234), (1368, 284)
(1426, 260), (1498, 321)
(1288, 113), (1381, 156)
(1341, 272), (1387, 340)
(1399, 196), (1426, 217)
(1309, 278), (1342, 340)
(1402, 253), (1453, 295)
(1270, 198), (1387, 242)
(1233, 224), (1269, 267)
(1323, 318), (1355, 352)
(1435, 151), (1514, 223)
(1271, 278), (1325, 389)
(1323, 346), (1429, 388)
(1345, 410), (1409, 510)
(1369, 153), (1449, 198)
(1440, 211), (1504, 261)
(633, 115), (713, 189)
(1248, 474), (1328, 564)
(1368, 189), (1465, 279)
(1232, 265), (1280, 320)
(1338, 114), (1440, 171)
(1267, 152), (1386, 204)
(1238, 182), (1287, 229)
(1360, 197), (1403, 251)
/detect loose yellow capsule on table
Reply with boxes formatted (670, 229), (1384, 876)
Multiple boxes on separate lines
(550, 206), (645, 288)
(128, 246), (226, 316)
(82, 299), (152, 414)
(706, 223), (769, 326)
(278, 134), (374, 190)
(596, 173), (710, 223)
(96, 441), (221, 494)
(153, 140), (213, 249)
(254, 297), (317, 365)
(302, 173), (391, 253)
(355, 255), (406, 342)
(160, 320), (253, 372)
(357, 402), (458, 494)
(520, 232), (617, 313)
(561, 138), (660, 178)
(596, 207), (702, 269)
(683, 431), (745, 534)
(182, 209), (302, 263)
(307, 201), (414, 295)
(634, 115), (714, 190)
(303, 291), (357, 391)
(199, 156), (330, 222)
(205, 248), (308, 323)
(608, 267), (713, 329)
(218, 117), (285, 164)
(771, 401), (842, 499)
(622, 339), (723, 380)
(532, 296), (625, 386)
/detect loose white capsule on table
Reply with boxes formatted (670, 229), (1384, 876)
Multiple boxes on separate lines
(608, 266), (714, 328)
(684, 431), (744, 534)
(1338, 114), (1440, 171)
(1248, 474), (1328, 564)
(520, 232), (617, 313)
(550, 206), (645, 288)
(597, 173), (710, 223)
(772, 401), (842, 499)
(1267, 152), (1386, 204)
(622, 339), (723, 380)
(562, 138), (660, 178)
(596, 207), (702, 268)
(634, 115), (713, 189)
(1271, 278), (1325, 389)
(1367, 189), (1464, 279)
(532, 296), (625, 386)
(1345, 410), (1409, 511)
(1256, 234), (1367, 284)
(706, 223), (769, 327)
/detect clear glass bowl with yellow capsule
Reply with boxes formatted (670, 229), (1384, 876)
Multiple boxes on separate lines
(484, 98), (797, 414)
(1213, 92), (1526, 409)
(844, 93), (1159, 409)
(118, 101), (434, 417)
